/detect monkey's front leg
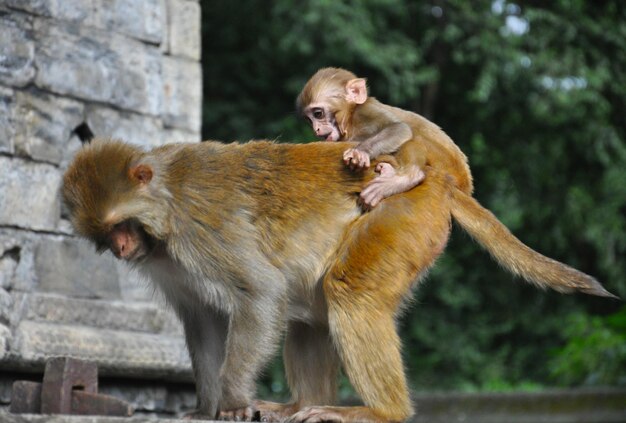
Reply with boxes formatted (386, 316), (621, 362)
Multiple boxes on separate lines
(217, 275), (287, 421)
(177, 305), (229, 419)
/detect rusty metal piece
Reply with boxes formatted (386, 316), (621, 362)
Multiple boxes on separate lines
(72, 391), (133, 416)
(41, 357), (98, 414)
(9, 381), (42, 414)
(11, 357), (133, 417)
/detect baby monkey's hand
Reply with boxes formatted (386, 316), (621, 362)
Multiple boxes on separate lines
(343, 148), (371, 170)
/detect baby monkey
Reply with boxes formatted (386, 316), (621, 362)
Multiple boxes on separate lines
(297, 67), (473, 207)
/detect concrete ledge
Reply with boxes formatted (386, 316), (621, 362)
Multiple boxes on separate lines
(2, 388), (625, 422)
(412, 388), (626, 423)
(1, 414), (216, 423)
(8, 321), (191, 379)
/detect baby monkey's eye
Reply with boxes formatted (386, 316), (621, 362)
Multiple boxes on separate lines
(312, 109), (324, 119)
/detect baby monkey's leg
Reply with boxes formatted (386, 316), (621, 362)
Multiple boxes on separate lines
(360, 140), (427, 208)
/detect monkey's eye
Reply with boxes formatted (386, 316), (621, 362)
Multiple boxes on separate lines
(312, 109), (324, 119)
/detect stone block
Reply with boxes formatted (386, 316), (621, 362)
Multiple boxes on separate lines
(4, 0), (94, 23)
(0, 231), (124, 300)
(162, 127), (202, 144)
(0, 288), (11, 325)
(116, 263), (154, 302)
(21, 293), (166, 333)
(0, 373), (12, 403)
(86, 106), (163, 148)
(93, 0), (164, 44)
(82, 109), (198, 148)
(0, 231), (28, 292)
(33, 19), (162, 115)
(162, 56), (202, 132)
(0, 157), (61, 231)
(0, 324), (10, 361)
(12, 88), (85, 164)
(0, 86), (15, 154)
(159, 309), (184, 336)
(59, 133), (84, 173)
(0, 10), (36, 87)
(98, 384), (168, 413)
(8, 0), (165, 43)
(167, 0), (201, 60)
(34, 238), (121, 300)
(12, 321), (191, 378)
(0, 254), (18, 289)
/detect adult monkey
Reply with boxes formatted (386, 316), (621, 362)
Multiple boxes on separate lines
(63, 139), (614, 422)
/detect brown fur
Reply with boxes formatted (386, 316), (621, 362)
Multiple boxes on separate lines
(63, 138), (614, 422)
(298, 67), (473, 195)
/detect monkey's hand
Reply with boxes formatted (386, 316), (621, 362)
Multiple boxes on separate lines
(343, 148), (371, 170)
(360, 163), (425, 209)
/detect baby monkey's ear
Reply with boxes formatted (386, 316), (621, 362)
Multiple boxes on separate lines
(345, 78), (368, 105)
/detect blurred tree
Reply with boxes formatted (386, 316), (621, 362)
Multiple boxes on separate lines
(201, 0), (626, 396)
(550, 307), (626, 386)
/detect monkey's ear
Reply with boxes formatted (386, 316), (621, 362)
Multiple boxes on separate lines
(129, 164), (153, 185)
(345, 78), (368, 104)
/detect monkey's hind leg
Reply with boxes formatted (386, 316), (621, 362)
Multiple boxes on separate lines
(285, 321), (340, 405)
(292, 177), (452, 422)
(255, 321), (341, 421)
(361, 141), (428, 208)
(286, 298), (411, 422)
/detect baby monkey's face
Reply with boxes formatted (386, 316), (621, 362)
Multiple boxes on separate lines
(302, 103), (341, 141)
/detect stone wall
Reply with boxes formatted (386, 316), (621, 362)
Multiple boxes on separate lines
(0, 0), (202, 415)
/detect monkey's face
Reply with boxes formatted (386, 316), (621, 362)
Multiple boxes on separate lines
(106, 219), (155, 261)
(63, 139), (159, 262)
(302, 103), (341, 141)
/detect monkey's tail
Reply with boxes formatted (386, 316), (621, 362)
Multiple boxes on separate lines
(450, 188), (618, 298)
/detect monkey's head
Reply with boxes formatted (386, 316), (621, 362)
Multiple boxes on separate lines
(63, 139), (162, 262)
(297, 67), (368, 141)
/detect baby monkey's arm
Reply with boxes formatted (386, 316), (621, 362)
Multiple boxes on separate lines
(344, 121), (413, 169)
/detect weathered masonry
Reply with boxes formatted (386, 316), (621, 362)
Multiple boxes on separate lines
(0, 0), (201, 416)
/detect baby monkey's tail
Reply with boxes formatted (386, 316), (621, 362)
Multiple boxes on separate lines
(450, 188), (617, 298)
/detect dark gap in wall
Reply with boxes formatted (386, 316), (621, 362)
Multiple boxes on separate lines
(1, 246), (20, 262)
(74, 123), (94, 143)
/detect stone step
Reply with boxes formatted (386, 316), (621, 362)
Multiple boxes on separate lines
(8, 321), (191, 380)
(16, 293), (180, 335)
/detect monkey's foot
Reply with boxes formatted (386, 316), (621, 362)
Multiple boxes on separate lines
(252, 400), (300, 422)
(218, 405), (258, 421)
(360, 165), (425, 208)
(286, 406), (384, 423)
(374, 162), (396, 177)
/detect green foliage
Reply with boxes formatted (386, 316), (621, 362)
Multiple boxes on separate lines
(550, 307), (626, 386)
(201, 0), (626, 394)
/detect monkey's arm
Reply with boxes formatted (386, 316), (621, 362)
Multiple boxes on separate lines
(176, 305), (229, 418)
(217, 266), (287, 415)
(344, 122), (416, 169)
(355, 122), (413, 158)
